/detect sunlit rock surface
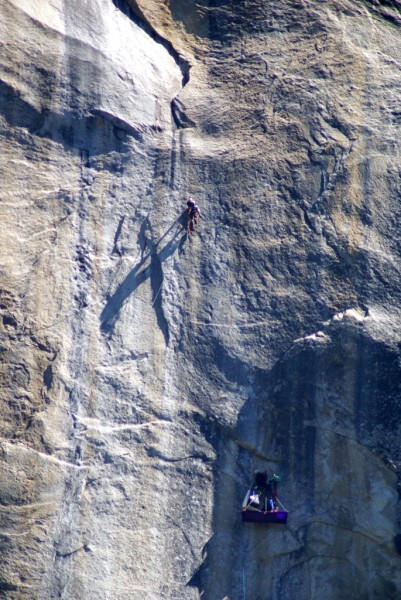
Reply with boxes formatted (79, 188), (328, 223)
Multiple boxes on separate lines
(0, 0), (401, 598)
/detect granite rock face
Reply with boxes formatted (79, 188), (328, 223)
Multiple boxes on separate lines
(1, 0), (401, 598)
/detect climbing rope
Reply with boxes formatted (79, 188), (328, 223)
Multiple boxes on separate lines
(277, 498), (288, 512)
(151, 280), (164, 306)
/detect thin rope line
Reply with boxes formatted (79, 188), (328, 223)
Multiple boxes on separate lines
(277, 498), (288, 512)
(151, 280), (164, 306)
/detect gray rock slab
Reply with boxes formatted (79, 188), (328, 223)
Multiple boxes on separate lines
(0, 0), (401, 598)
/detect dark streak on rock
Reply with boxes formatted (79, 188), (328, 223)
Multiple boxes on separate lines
(112, 0), (193, 132)
(43, 365), (53, 390)
(55, 544), (89, 559)
(147, 446), (212, 464)
(112, 216), (126, 256)
(0, 80), (133, 156)
(112, 0), (191, 87)
(171, 98), (196, 129)
(360, 0), (401, 24)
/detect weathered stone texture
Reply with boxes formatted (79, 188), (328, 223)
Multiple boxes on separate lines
(0, 0), (401, 598)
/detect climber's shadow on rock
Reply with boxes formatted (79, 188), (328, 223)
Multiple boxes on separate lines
(100, 212), (187, 339)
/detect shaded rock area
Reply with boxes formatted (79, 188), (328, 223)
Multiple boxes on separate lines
(0, 0), (401, 598)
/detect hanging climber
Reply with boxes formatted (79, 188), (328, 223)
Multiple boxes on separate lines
(242, 471), (287, 523)
(186, 197), (202, 233)
(266, 474), (281, 511)
(248, 488), (261, 508)
(246, 471), (281, 512)
(248, 471), (267, 509)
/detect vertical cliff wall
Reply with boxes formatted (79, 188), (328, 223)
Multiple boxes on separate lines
(1, 0), (401, 598)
